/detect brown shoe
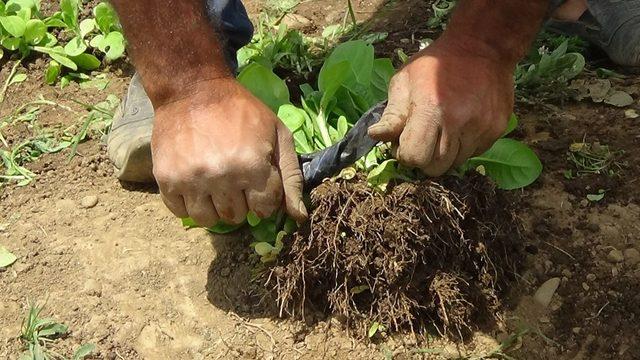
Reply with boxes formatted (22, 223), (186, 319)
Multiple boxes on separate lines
(106, 73), (155, 183)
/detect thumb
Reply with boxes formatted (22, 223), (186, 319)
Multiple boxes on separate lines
(368, 71), (410, 142)
(276, 123), (308, 222)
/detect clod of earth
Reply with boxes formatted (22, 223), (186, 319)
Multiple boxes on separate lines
(264, 174), (524, 338)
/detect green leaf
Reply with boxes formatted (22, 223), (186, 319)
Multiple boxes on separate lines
(60, 0), (78, 29)
(63, 36), (86, 56)
(0, 245), (17, 267)
(367, 159), (404, 192)
(100, 31), (125, 60)
(317, 60), (350, 109)
(237, 62), (290, 112)
(70, 53), (100, 70)
(246, 210), (261, 227)
(45, 61), (60, 84)
(254, 242), (275, 257)
(466, 138), (542, 190)
(72, 343), (96, 360)
(319, 40), (374, 95)
(33, 45), (77, 70)
(1, 36), (21, 50)
(368, 322), (380, 338)
(370, 58), (394, 101)
(336, 115), (348, 138)
(79, 18), (94, 38)
(8, 72), (26, 85)
(93, 2), (119, 33)
(587, 190), (605, 202)
(24, 19), (46, 44)
(38, 322), (68, 337)
(0, 15), (26, 37)
(277, 104), (306, 132)
(503, 113), (518, 137)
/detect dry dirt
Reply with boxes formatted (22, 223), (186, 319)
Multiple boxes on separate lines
(2, 0), (640, 359)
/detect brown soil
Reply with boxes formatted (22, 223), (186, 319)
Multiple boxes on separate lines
(268, 175), (523, 338)
(2, 0), (640, 359)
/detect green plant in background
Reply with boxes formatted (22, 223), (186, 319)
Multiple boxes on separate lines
(515, 39), (585, 98)
(426, 0), (457, 29)
(0, 0), (125, 86)
(20, 301), (95, 360)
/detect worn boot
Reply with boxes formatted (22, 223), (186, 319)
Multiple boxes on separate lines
(548, 0), (640, 67)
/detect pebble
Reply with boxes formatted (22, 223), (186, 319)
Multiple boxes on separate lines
(624, 248), (640, 266)
(607, 249), (624, 263)
(281, 13), (312, 30)
(586, 273), (596, 281)
(83, 279), (102, 297)
(80, 195), (99, 209)
(562, 269), (572, 278)
(572, 327), (582, 334)
(582, 282), (590, 291)
(533, 277), (561, 308)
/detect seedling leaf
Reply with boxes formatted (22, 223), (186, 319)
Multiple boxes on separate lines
(238, 62), (290, 112)
(0, 245), (17, 267)
(466, 138), (543, 190)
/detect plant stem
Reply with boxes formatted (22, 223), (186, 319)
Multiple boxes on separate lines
(0, 60), (22, 105)
(315, 110), (333, 148)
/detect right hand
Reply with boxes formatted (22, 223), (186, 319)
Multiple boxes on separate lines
(150, 78), (307, 227)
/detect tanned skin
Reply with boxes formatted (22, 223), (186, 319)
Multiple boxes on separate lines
(368, 0), (550, 175)
(110, 0), (307, 227)
(110, 0), (549, 226)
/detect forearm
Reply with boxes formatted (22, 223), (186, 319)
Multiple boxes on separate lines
(441, 0), (549, 67)
(109, 0), (232, 105)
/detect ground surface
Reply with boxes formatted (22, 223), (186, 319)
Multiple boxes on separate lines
(1, 0), (640, 359)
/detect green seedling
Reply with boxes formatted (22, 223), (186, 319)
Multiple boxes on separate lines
(20, 301), (95, 360)
(515, 40), (585, 99)
(1, 0), (124, 85)
(426, 0), (457, 29)
(0, 244), (17, 267)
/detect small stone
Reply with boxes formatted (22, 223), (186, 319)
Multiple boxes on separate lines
(582, 282), (590, 291)
(586, 273), (596, 281)
(533, 277), (561, 308)
(400, 38), (410, 44)
(83, 279), (102, 297)
(561, 269), (572, 278)
(572, 327), (581, 334)
(607, 249), (624, 263)
(80, 195), (99, 209)
(625, 109), (639, 119)
(624, 248), (640, 266)
(281, 13), (311, 30)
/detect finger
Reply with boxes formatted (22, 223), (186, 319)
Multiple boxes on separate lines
(245, 166), (283, 218)
(276, 124), (307, 222)
(396, 103), (441, 170)
(421, 129), (461, 177)
(368, 71), (411, 142)
(211, 189), (249, 225)
(183, 194), (220, 228)
(160, 192), (189, 218)
(454, 131), (479, 167)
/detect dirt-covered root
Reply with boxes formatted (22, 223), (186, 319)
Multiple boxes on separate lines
(264, 174), (523, 337)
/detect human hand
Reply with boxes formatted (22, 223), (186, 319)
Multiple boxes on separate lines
(368, 39), (515, 176)
(151, 78), (307, 227)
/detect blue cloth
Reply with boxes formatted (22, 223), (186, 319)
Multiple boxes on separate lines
(205, 0), (254, 69)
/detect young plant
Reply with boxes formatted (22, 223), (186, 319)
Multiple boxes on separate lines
(20, 301), (95, 360)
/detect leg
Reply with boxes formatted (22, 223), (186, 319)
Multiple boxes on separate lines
(547, 0), (640, 67)
(107, 0), (254, 183)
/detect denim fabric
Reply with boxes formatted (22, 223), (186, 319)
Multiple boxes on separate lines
(206, 0), (254, 69)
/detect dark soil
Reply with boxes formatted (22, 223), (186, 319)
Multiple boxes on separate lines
(267, 174), (524, 338)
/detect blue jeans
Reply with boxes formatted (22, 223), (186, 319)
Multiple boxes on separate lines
(206, 0), (254, 69)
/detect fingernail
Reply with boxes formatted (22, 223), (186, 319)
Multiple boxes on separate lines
(368, 123), (385, 134)
(298, 200), (308, 219)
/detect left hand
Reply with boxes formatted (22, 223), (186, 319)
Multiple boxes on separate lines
(367, 39), (515, 176)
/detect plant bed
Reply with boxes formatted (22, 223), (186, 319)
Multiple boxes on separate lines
(263, 172), (524, 338)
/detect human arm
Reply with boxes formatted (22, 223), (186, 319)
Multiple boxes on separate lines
(368, 0), (549, 175)
(109, 0), (307, 225)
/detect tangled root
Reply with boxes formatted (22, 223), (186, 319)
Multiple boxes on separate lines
(264, 174), (523, 337)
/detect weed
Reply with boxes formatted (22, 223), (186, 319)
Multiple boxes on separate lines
(567, 140), (625, 177)
(19, 300), (95, 360)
